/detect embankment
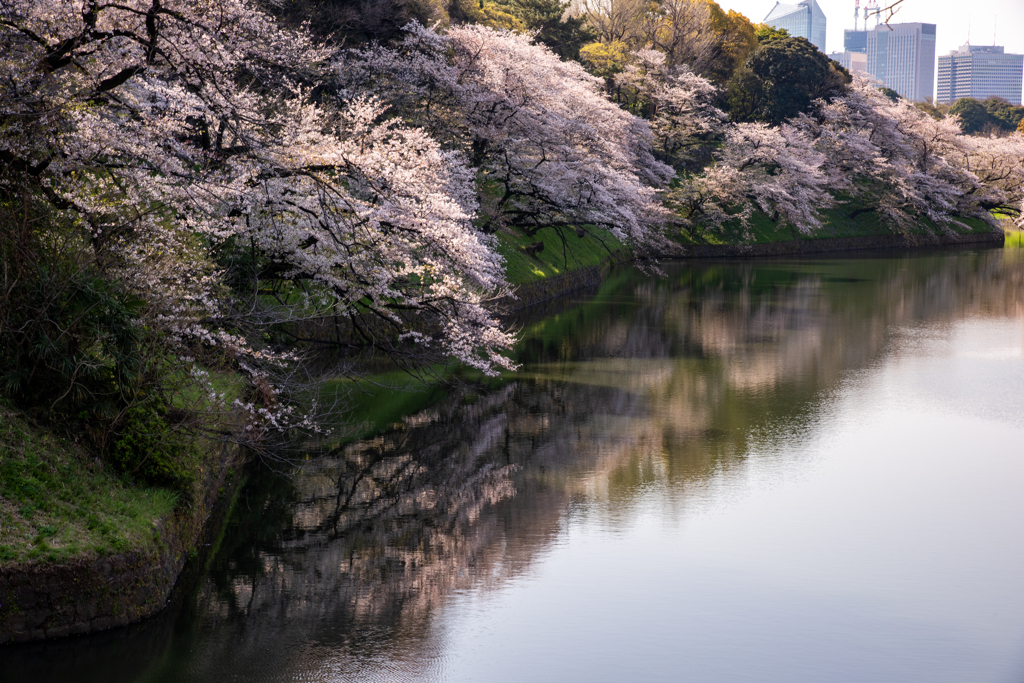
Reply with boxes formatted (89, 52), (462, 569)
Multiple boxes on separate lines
(0, 441), (241, 643)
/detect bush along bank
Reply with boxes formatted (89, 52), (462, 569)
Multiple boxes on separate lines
(0, 404), (243, 642)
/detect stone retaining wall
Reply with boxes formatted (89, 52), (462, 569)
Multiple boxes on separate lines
(0, 441), (241, 643)
(667, 230), (1004, 259)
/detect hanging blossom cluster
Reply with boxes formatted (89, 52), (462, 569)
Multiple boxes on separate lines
(246, 95), (515, 375)
(338, 22), (675, 249)
(797, 79), (1024, 232)
(673, 74), (1024, 236)
(614, 48), (727, 171)
(0, 0), (518, 437)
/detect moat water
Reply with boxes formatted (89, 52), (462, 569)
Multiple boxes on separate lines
(4, 248), (1024, 683)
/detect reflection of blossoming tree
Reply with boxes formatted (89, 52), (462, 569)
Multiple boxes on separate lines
(165, 252), (1024, 683)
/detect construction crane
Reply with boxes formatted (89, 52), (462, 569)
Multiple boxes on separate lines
(854, 0), (861, 31)
(865, 0), (880, 28)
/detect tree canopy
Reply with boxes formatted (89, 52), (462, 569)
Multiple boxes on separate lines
(727, 36), (851, 125)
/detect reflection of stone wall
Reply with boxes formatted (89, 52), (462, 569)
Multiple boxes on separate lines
(0, 442), (240, 643)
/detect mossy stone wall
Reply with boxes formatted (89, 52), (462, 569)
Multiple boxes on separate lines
(0, 442), (239, 643)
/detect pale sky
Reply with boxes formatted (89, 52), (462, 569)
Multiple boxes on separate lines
(715, 0), (1024, 57)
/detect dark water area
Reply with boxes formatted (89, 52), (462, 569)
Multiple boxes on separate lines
(4, 248), (1024, 683)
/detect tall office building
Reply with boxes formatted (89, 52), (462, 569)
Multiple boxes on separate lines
(866, 23), (937, 101)
(764, 0), (827, 53)
(844, 29), (868, 54)
(937, 45), (1024, 105)
(831, 28), (869, 75)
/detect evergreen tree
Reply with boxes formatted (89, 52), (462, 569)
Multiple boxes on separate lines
(950, 98), (994, 134)
(727, 36), (850, 125)
(514, 0), (596, 61)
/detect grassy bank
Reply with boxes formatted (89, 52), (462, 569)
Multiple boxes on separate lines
(496, 226), (625, 286)
(666, 204), (995, 248)
(0, 403), (178, 566)
(494, 199), (998, 295)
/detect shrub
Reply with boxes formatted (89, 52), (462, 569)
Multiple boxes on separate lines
(108, 402), (196, 495)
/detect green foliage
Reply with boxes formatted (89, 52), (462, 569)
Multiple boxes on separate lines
(982, 97), (1024, 132)
(950, 98), (994, 134)
(704, 5), (758, 84)
(915, 97), (949, 120)
(0, 265), (145, 417)
(950, 97), (1024, 135)
(108, 402), (196, 494)
(727, 36), (851, 125)
(515, 0), (596, 61)
(0, 195), (200, 494)
(754, 23), (789, 44)
(264, 0), (444, 44)
(459, 0), (525, 30)
(580, 40), (631, 78)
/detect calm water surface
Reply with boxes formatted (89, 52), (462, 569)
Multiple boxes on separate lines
(4, 249), (1024, 683)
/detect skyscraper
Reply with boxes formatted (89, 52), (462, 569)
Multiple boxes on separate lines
(764, 0), (827, 53)
(844, 29), (868, 54)
(937, 45), (1024, 105)
(866, 23), (937, 102)
(831, 27), (869, 75)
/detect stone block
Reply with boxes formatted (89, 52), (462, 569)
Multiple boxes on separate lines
(15, 585), (37, 609)
(27, 608), (50, 629)
(91, 616), (115, 631)
(45, 624), (71, 639)
(67, 621), (91, 636)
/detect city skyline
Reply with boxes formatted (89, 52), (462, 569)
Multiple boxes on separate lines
(714, 0), (1024, 58)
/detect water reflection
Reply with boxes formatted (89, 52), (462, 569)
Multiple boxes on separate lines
(4, 249), (1024, 683)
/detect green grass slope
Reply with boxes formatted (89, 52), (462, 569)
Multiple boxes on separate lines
(0, 404), (177, 566)
(496, 226), (625, 286)
(665, 203), (995, 248)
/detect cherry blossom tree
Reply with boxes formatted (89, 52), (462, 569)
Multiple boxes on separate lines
(339, 22), (675, 256)
(670, 121), (830, 238)
(680, 75), (1023, 238)
(799, 78), (1024, 231)
(612, 48), (726, 171)
(0, 0), (517, 443)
